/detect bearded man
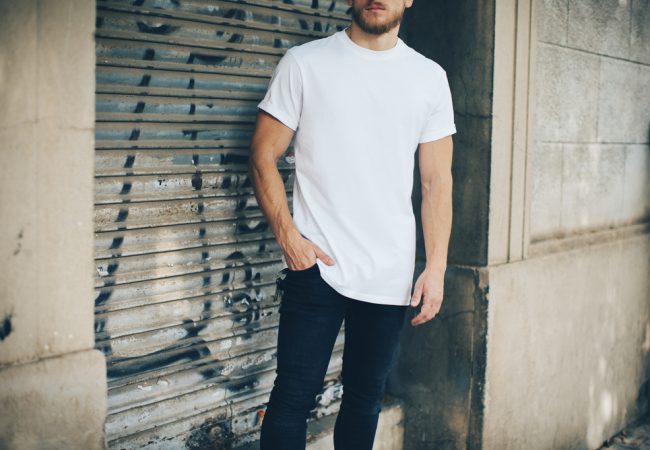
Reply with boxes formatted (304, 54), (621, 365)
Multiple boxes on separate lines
(249, 1), (456, 448)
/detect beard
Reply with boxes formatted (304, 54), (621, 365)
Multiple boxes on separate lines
(349, 1), (405, 35)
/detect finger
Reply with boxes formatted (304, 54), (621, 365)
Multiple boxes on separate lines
(411, 308), (436, 326)
(410, 284), (423, 307)
(312, 243), (336, 265)
(411, 301), (437, 324)
(410, 311), (427, 326)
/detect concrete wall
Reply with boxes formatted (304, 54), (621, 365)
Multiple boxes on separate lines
(481, 0), (650, 448)
(484, 234), (650, 449)
(530, 0), (650, 241)
(0, 0), (107, 448)
(404, 0), (495, 267)
(394, 1), (495, 449)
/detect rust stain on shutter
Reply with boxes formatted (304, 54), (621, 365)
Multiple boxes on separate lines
(94, 1), (350, 447)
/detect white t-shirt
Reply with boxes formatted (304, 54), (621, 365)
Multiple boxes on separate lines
(257, 27), (456, 306)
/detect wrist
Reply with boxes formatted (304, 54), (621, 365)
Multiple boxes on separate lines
(276, 227), (301, 250)
(425, 263), (446, 276)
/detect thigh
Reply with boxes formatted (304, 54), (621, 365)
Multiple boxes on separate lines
(340, 299), (408, 406)
(274, 265), (347, 396)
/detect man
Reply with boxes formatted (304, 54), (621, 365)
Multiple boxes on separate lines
(249, 0), (455, 448)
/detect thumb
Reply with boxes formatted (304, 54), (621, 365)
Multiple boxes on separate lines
(312, 243), (336, 266)
(411, 283), (423, 307)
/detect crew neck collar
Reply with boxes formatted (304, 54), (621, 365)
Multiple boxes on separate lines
(337, 27), (404, 59)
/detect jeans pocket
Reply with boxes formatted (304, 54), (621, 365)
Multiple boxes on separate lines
(287, 262), (318, 273)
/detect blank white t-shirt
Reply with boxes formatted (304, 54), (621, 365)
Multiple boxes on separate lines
(257, 27), (456, 306)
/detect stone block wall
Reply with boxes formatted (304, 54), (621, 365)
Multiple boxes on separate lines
(531, 0), (650, 240)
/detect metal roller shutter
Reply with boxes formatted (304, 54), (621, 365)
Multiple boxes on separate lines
(93, 1), (351, 447)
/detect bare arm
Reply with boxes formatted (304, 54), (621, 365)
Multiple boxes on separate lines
(420, 135), (453, 274)
(410, 135), (453, 326)
(248, 110), (335, 270)
(249, 109), (298, 243)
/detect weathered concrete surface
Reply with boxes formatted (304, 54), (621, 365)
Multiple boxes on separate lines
(527, 9), (650, 446)
(403, 0), (494, 267)
(389, 2), (495, 449)
(530, 1), (650, 242)
(530, 143), (563, 238)
(394, 265), (488, 450)
(483, 234), (650, 450)
(568, 0), (631, 59)
(597, 414), (650, 449)
(560, 144), (626, 232)
(387, 6), (496, 448)
(0, 350), (107, 449)
(598, 59), (650, 144)
(537, 0), (569, 45)
(533, 44), (601, 144)
(530, 139), (650, 244)
(631, 0), (650, 64)
(623, 145), (650, 221)
(0, 0), (97, 365)
(0, 0), (107, 448)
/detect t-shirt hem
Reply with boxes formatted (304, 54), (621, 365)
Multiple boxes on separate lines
(257, 102), (298, 131)
(418, 124), (457, 144)
(318, 265), (410, 306)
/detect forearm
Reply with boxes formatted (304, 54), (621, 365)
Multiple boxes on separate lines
(249, 155), (300, 245)
(420, 176), (452, 275)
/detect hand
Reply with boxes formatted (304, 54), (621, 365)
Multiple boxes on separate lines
(279, 230), (336, 270)
(409, 267), (445, 326)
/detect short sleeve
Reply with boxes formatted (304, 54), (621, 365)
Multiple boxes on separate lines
(418, 70), (457, 144)
(257, 49), (303, 131)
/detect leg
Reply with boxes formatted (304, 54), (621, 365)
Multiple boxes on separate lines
(333, 298), (408, 450)
(260, 265), (346, 450)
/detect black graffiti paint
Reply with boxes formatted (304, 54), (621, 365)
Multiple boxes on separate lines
(0, 313), (13, 341)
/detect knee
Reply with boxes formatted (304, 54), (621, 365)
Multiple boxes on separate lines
(267, 380), (321, 417)
(340, 381), (385, 415)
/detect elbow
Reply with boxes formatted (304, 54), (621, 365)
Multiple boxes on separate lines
(248, 146), (277, 180)
(248, 146), (262, 179)
(248, 144), (264, 170)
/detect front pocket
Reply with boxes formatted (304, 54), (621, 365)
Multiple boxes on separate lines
(287, 262), (318, 273)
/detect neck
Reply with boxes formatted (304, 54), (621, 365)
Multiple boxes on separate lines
(345, 23), (400, 51)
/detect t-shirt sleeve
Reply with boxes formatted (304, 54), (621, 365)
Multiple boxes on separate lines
(418, 69), (457, 144)
(257, 49), (303, 131)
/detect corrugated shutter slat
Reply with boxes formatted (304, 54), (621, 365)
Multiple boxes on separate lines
(94, 0), (349, 447)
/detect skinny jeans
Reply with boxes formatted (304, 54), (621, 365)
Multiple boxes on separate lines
(259, 263), (408, 450)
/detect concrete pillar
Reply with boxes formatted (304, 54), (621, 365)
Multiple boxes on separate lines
(0, 0), (107, 448)
(392, 1), (495, 449)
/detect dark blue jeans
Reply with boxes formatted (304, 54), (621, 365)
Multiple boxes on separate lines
(259, 263), (408, 450)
